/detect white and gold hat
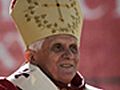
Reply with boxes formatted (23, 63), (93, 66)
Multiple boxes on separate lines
(10, 0), (83, 47)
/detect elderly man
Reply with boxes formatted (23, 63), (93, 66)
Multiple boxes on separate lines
(0, 0), (102, 90)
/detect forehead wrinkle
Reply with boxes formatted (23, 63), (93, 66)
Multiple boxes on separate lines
(45, 35), (77, 44)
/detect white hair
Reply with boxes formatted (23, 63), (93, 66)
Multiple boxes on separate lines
(28, 39), (45, 52)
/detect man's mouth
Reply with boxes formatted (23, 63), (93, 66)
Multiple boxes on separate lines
(60, 64), (74, 68)
(58, 63), (76, 75)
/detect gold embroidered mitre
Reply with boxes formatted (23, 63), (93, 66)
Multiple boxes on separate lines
(10, 0), (83, 46)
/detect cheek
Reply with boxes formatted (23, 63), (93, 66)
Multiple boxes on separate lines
(46, 53), (61, 77)
(34, 51), (49, 68)
(75, 54), (80, 65)
(47, 53), (59, 70)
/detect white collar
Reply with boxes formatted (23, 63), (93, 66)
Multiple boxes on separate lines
(7, 63), (58, 90)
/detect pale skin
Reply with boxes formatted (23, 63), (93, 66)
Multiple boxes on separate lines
(29, 34), (80, 84)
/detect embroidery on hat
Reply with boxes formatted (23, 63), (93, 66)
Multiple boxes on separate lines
(24, 0), (39, 22)
(23, 0), (81, 34)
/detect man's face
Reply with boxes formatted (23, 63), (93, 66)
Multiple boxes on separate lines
(33, 35), (80, 84)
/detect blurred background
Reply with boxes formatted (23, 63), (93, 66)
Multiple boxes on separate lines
(0, 0), (120, 90)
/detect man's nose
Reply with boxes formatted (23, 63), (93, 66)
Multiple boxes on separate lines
(62, 49), (74, 60)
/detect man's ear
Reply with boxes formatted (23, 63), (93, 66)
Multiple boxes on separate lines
(24, 49), (36, 63)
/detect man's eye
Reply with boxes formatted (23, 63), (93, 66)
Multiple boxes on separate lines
(69, 44), (78, 54)
(51, 43), (64, 53)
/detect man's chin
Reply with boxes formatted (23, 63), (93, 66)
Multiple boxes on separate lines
(58, 72), (76, 84)
(59, 76), (74, 84)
